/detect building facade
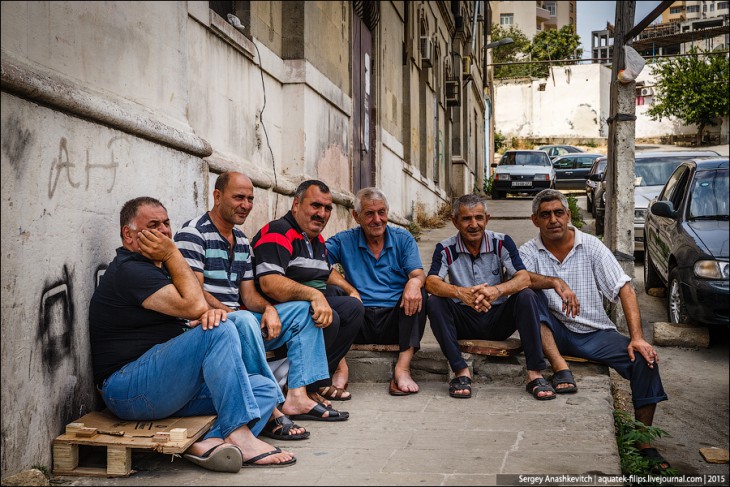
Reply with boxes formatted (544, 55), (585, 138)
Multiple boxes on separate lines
(492, 0), (576, 39)
(0, 1), (490, 476)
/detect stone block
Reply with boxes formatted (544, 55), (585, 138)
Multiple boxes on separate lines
(653, 321), (710, 348)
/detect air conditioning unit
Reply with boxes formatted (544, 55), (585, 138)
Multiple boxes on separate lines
(445, 79), (460, 106)
(420, 36), (433, 68)
(640, 87), (654, 96)
(462, 55), (472, 80)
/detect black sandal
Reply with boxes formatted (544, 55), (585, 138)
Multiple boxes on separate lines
(259, 415), (310, 441)
(550, 369), (578, 394)
(526, 377), (556, 401)
(639, 447), (672, 474)
(449, 376), (472, 399)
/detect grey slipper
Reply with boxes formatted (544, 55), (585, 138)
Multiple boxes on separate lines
(183, 443), (242, 473)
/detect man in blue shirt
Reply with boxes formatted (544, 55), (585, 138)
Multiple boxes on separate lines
(426, 194), (555, 401)
(327, 188), (427, 395)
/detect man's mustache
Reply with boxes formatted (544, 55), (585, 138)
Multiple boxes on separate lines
(311, 216), (326, 223)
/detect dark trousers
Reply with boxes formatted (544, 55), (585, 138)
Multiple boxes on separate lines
(306, 285), (364, 392)
(427, 288), (547, 373)
(355, 289), (428, 352)
(536, 291), (668, 410)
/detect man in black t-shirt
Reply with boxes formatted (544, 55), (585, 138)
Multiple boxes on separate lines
(89, 197), (295, 471)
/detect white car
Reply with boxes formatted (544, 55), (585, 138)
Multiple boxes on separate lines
(490, 150), (556, 199)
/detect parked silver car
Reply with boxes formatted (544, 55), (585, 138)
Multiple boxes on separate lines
(592, 150), (720, 252)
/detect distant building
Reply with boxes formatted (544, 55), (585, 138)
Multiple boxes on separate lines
(491, 0), (576, 38)
(591, 1), (729, 63)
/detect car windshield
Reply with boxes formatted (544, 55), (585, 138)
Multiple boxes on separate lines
(689, 169), (729, 219)
(501, 152), (549, 166)
(634, 157), (688, 186)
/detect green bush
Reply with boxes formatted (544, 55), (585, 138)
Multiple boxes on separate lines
(483, 174), (494, 195)
(494, 131), (506, 153)
(567, 194), (584, 229)
(613, 410), (677, 479)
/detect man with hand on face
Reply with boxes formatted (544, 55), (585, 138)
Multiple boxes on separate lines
(251, 179), (363, 419)
(519, 189), (669, 472)
(89, 197), (295, 472)
(426, 194), (557, 401)
(175, 172), (331, 440)
(326, 187), (426, 396)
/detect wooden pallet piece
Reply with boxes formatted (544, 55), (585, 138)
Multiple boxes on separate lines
(52, 410), (215, 477)
(350, 344), (400, 352)
(457, 338), (522, 356)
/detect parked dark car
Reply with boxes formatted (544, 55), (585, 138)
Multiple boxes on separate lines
(592, 151), (720, 251)
(586, 156), (607, 212)
(538, 145), (584, 160)
(644, 158), (729, 326)
(490, 150), (555, 199)
(552, 153), (603, 190)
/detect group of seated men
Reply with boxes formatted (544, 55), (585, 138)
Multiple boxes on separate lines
(88, 172), (669, 473)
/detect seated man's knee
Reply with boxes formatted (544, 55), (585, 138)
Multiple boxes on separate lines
(227, 310), (261, 337)
(513, 288), (537, 304)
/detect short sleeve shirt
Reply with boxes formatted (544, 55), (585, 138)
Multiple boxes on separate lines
(326, 226), (423, 307)
(89, 248), (187, 386)
(428, 230), (525, 305)
(251, 211), (331, 298)
(518, 228), (631, 333)
(174, 212), (252, 310)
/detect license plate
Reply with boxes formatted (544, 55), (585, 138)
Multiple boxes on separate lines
(512, 181), (532, 187)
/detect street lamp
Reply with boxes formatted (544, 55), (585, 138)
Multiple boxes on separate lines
(484, 37), (514, 50)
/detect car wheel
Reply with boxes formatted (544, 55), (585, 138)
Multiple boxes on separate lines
(643, 251), (662, 291)
(595, 214), (604, 236)
(491, 190), (503, 200)
(667, 268), (690, 324)
(586, 195), (593, 212)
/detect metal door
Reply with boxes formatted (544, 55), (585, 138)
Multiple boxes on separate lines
(353, 15), (373, 191)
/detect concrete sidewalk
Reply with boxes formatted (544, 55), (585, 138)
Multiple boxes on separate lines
(62, 198), (622, 486)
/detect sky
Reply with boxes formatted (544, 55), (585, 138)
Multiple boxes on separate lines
(577, 1), (663, 59)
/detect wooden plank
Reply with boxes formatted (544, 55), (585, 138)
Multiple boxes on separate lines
(107, 446), (132, 476)
(54, 466), (129, 478)
(52, 443), (78, 471)
(350, 344), (400, 352)
(700, 447), (729, 464)
(457, 338), (522, 356)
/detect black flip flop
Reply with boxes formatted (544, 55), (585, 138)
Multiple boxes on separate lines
(289, 402), (349, 422)
(260, 415), (310, 440)
(183, 443), (242, 472)
(639, 447), (672, 474)
(242, 446), (296, 468)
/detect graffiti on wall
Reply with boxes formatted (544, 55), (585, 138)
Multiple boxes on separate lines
(37, 265), (76, 374)
(48, 136), (128, 198)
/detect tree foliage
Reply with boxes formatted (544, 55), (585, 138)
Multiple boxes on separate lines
(648, 49), (729, 144)
(491, 24), (582, 79)
(490, 24), (532, 79)
(527, 25), (583, 78)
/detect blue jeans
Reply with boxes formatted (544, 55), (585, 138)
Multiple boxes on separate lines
(248, 301), (329, 389)
(102, 312), (281, 439)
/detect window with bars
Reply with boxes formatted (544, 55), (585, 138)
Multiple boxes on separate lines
(500, 13), (513, 25)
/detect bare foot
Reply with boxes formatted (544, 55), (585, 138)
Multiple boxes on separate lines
(331, 358), (349, 390)
(227, 427), (295, 466)
(394, 367), (419, 393)
(282, 389), (339, 418)
(185, 437), (225, 457)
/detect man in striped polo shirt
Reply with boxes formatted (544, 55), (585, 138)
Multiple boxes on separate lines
(175, 172), (345, 440)
(426, 194), (556, 401)
(251, 180), (364, 409)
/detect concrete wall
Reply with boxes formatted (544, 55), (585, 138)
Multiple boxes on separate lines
(494, 62), (713, 142)
(1, 1), (487, 476)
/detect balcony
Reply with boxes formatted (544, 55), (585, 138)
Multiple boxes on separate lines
(536, 6), (551, 20)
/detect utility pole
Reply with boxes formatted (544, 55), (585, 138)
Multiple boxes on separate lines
(605, 1), (636, 334)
